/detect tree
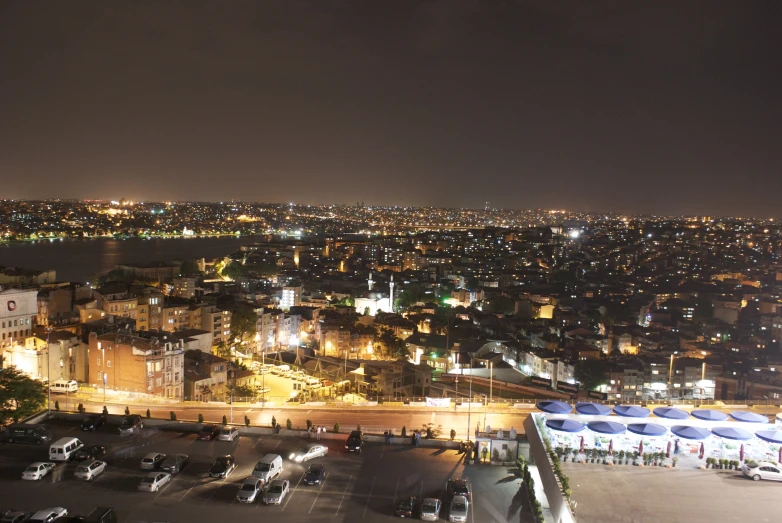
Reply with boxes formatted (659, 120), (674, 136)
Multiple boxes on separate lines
(179, 259), (202, 276)
(574, 359), (610, 391)
(233, 384), (256, 398)
(214, 340), (231, 360)
(376, 328), (408, 360)
(221, 261), (248, 280)
(230, 304), (258, 344)
(489, 295), (515, 315)
(0, 367), (46, 424)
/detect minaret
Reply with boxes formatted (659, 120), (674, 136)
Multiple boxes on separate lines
(368, 271), (374, 291)
(388, 274), (395, 312)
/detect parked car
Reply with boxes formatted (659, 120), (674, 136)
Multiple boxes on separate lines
(303, 464), (325, 485)
(140, 453), (167, 470)
(80, 415), (107, 432)
(0, 512), (31, 523)
(262, 479), (290, 505)
(420, 498), (442, 521)
(21, 462), (55, 481)
(289, 444), (328, 463)
(160, 454), (189, 474)
(75, 445), (107, 462)
(28, 508), (67, 523)
(743, 461), (782, 481)
(236, 478), (263, 503)
(448, 496), (469, 523)
(446, 479), (471, 501)
(209, 455), (236, 478)
(345, 430), (364, 453)
(395, 496), (417, 518)
(138, 472), (171, 492)
(74, 460), (107, 481)
(218, 427), (239, 442)
(198, 424), (220, 441)
(3, 424), (52, 445)
(118, 415), (143, 435)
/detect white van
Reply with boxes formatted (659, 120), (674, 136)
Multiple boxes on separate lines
(50, 380), (79, 393)
(49, 437), (84, 462)
(251, 454), (282, 485)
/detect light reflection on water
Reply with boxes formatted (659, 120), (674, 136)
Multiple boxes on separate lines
(0, 236), (256, 282)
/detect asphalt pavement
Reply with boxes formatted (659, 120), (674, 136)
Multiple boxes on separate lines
(0, 418), (527, 523)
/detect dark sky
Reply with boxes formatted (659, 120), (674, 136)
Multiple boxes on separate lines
(1, 1), (780, 216)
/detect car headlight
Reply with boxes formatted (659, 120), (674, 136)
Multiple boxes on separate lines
(345, 445), (349, 449)
(296, 456), (303, 462)
(289, 453), (295, 459)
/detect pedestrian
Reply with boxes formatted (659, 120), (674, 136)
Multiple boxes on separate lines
(316, 426), (321, 440)
(308, 426), (312, 439)
(411, 432), (416, 447)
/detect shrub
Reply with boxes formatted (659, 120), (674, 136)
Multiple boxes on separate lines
(271, 415), (276, 428)
(245, 415), (250, 427)
(492, 448), (500, 462)
(54, 400), (60, 412)
(357, 424), (361, 432)
(450, 429), (456, 440)
(102, 406), (108, 415)
(125, 406), (130, 416)
(306, 420), (313, 430)
(286, 418), (292, 430)
(78, 403), (85, 414)
(146, 409), (151, 419)
(672, 457), (678, 467)
(222, 415), (228, 425)
(198, 413), (204, 423)
(333, 422), (340, 433)
(401, 426), (407, 437)
(170, 411), (176, 421)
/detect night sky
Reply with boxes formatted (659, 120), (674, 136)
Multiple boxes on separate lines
(1, 1), (780, 216)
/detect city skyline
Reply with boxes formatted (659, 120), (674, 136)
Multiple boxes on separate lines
(2, 2), (781, 215)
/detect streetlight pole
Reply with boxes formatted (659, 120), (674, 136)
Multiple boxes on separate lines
(467, 372), (472, 442)
(489, 361), (493, 404)
(46, 331), (51, 418)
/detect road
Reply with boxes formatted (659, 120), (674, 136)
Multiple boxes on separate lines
(0, 418), (527, 523)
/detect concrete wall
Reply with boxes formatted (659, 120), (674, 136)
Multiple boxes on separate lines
(523, 414), (576, 523)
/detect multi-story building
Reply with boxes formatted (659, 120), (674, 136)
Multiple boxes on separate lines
(172, 276), (198, 299)
(201, 305), (232, 345)
(94, 284), (138, 320)
(87, 332), (184, 399)
(36, 287), (73, 327)
(136, 292), (163, 331)
(280, 285), (302, 311)
(183, 349), (229, 401)
(0, 288), (37, 349)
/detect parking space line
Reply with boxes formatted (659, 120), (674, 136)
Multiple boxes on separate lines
(335, 474), (352, 515)
(309, 473), (328, 514)
(362, 476), (376, 518)
(420, 478), (424, 499)
(180, 484), (195, 501)
(282, 471), (305, 511)
(391, 478), (399, 511)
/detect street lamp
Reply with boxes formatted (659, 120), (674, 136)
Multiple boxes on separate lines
(45, 330), (52, 418)
(489, 361), (493, 403)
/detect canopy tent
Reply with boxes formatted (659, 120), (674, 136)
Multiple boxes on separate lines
(546, 419), (586, 433)
(755, 430), (782, 444)
(671, 425), (712, 440)
(729, 411), (769, 424)
(711, 426), (753, 441)
(587, 421), (626, 434)
(613, 405), (651, 418)
(652, 407), (690, 420)
(575, 402), (612, 416)
(536, 400), (573, 414)
(627, 423), (668, 437)
(691, 409), (729, 422)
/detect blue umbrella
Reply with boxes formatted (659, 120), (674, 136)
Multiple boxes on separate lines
(627, 423), (667, 437)
(691, 409), (729, 422)
(653, 407), (690, 420)
(536, 400), (573, 414)
(711, 426), (753, 441)
(671, 425), (712, 440)
(755, 430), (782, 444)
(587, 421), (626, 434)
(546, 419), (586, 433)
(613, 405), (651, 418)
(729, 411), (769, 424)
(575, 402), (612, 416)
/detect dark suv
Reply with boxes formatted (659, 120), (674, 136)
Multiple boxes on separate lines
(446, 478), (471, 501)
(3, 424), (52, 445)
(345, 430), (364, 453)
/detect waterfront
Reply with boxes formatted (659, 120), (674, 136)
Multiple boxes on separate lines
(0, 236), (258, 282)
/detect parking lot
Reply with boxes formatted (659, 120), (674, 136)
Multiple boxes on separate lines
(565, 462), (782, 523)
(0, 418), (524, 523)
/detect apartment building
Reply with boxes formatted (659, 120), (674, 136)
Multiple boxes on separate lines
(0, 288), (37, 349)
(201, 305), (232, 345)
(88, 332), (184, 399)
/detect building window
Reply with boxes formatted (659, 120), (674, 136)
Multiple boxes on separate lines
(155, 377), (162, 387)
(106, 360), (111, 368)
(96, 357), (102, 366)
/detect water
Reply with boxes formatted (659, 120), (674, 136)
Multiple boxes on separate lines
(0, 236), (258, 282)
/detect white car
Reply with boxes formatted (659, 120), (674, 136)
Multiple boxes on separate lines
(74, 460), (107, 481)
(420, 498), (442, 521)
(22, 462), (55, 481)
(289, 444), (328, 463)
(448, 495), (469, 523)
(28, 507), (67, 523)
(138, 472), (172, 492)
(262, 479), (290, 505)
(743, 461), (782, 481)
(219, 426), (240, 442)
(236, 477), (263, 503)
